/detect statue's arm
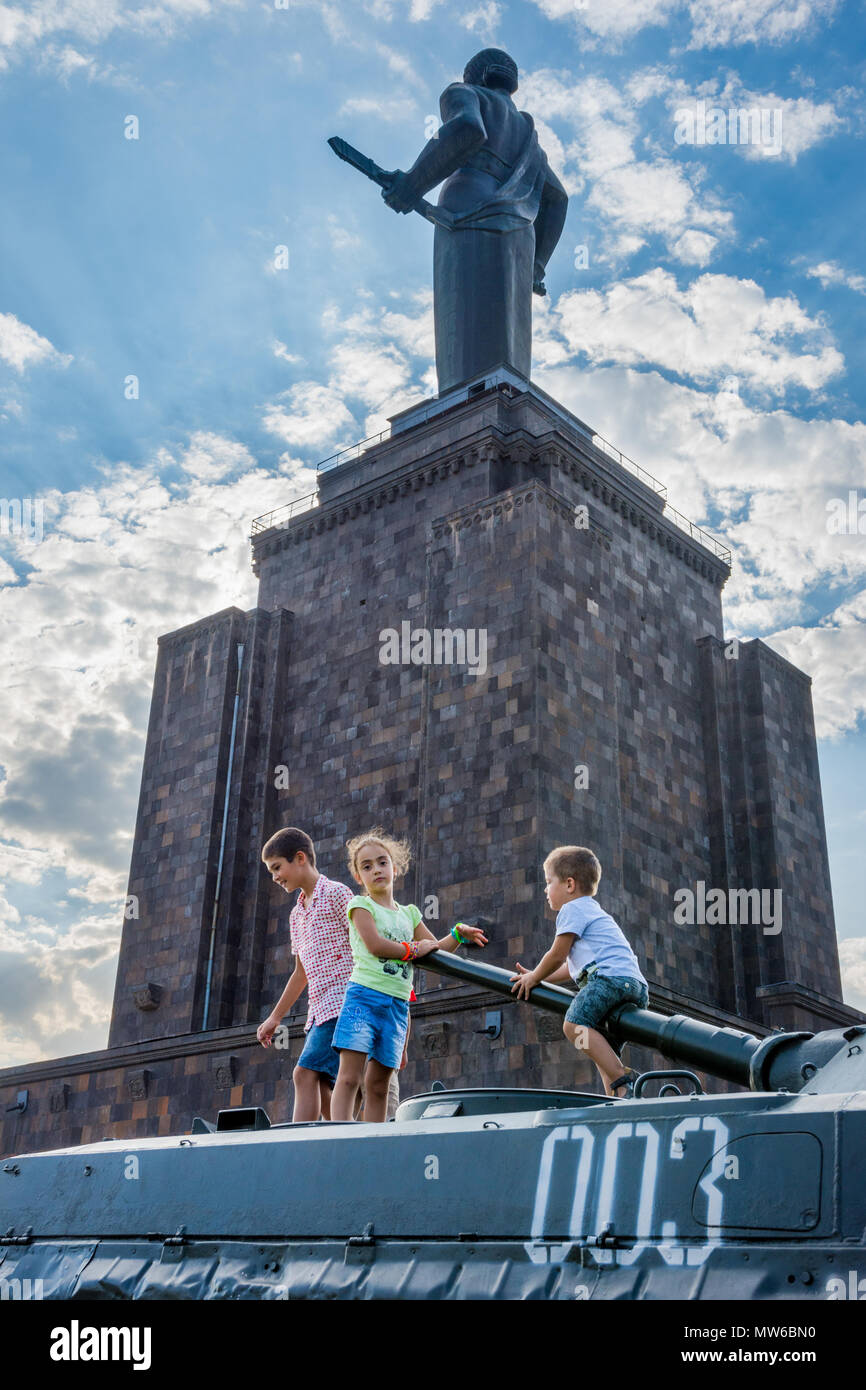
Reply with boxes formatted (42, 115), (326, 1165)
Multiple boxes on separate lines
(383, 83), (486, 212)
(542, 162), (569, 204)
(533, 161), (569, 294)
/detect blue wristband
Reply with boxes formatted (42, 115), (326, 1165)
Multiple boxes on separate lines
(451, 924), (467, 945)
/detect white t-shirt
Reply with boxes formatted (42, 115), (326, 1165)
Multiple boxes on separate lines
(555, 897), (647, 986)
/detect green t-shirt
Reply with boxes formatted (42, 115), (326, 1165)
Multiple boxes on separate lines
(346, 895), (423, 1001)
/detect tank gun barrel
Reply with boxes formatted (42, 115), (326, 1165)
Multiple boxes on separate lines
(420, 948), (577, 1013)
(420, 949), (765, 1088)
(421, 947), (866, 1093)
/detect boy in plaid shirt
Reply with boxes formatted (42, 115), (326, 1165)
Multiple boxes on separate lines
(257, 827), (354, 1122)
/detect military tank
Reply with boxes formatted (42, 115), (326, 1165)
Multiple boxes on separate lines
(2, 951), (864, 1300)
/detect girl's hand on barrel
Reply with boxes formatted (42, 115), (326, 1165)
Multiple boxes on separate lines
(459, 924), (488, 948)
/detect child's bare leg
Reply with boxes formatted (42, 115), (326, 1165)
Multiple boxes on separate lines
(330, 1050), (366, 1121)
(319, 1081), (332, 1121)
(563, 1021), (627, 1095)
(293, 1065), (326, 1122)
(353, 1073), (368, 1120)
(361, 1059), (394, 1123)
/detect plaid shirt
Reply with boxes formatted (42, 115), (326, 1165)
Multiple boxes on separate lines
(289, 875), (354, 1031)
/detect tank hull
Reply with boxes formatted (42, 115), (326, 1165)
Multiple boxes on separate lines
(3, 1088), (864, 1301)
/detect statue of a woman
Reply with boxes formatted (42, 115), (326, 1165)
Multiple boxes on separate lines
(383, 49), (568, 394)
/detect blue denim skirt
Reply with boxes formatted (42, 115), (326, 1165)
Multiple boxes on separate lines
(332, 982), (409, 1070)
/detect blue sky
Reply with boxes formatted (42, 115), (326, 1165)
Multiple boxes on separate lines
(0, 0), (864, 1065)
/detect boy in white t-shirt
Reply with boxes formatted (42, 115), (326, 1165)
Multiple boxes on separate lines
(510, 845), (648, 1098)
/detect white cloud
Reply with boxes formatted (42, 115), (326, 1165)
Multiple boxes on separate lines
(326, 213), (364, 253)
(520, 65), (848, 276)
(0, 843), (52, 887)
(328, 341), (411, 410)
(767, 616), (866, 741)
(363, 0), (398, 19)
(672, 229), (718, 265)
(0, 426), (324, 1064)
(408, 0), (441, 17)
(531, 0), (677, 42)
(0, 430), (326, 1063)
(382, 306), (435, 362)
(272, 340), (304, 364)
(49, 42), (92, 75)
(527, 0), (840, 48)
(590, 159), (731, 250)
(164, 430), (255, 482)
(519, 70), (734, 262)
(0, 313), (72, 372)
(316, 2), (352, 42)
(262, 381), (358, 448)
(261, 291), (434, 451)
(839, 937), (866, 1013)
(753, 93), (843, 163)
(547, 269), (843, 394)
(460, 1), (502, 38)
(807, 261), (866, 294)
(339, 95), (418, 123)
(665, 77), (846, 164)
(371, 41), (415, 81)
(686, 0), (841, 50)
(0, 0), (243, 73)
(0, 431), (315, 895)
(0, 903), (121, 1064)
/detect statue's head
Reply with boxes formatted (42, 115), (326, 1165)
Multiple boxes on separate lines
(463, 48), (518, 94)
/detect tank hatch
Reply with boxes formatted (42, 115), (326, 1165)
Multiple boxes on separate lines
(395, 1086), (610, 1121)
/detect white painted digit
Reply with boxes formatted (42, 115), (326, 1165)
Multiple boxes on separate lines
(594, 1121), (660, 1266)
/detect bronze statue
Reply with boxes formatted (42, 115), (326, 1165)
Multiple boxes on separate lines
(329, 48), (568, 394)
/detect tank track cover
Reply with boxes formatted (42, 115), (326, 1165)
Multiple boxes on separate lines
(2, 952), (865, 1301)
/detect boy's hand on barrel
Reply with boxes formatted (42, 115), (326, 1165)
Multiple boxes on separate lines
(510, 963), (538, 1001)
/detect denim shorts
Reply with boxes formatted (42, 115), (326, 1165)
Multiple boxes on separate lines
(332, 982), (409, 1070)
(565, 974), (649, 1036)
(297, 1016), (341, 1086)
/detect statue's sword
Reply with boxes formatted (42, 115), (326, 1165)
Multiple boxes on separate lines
(328, 136), (455, 229)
